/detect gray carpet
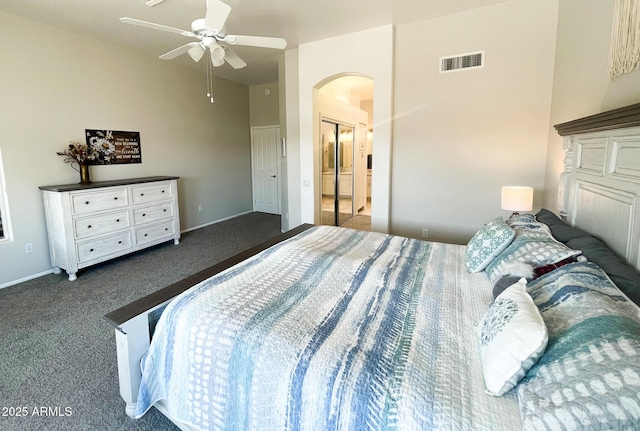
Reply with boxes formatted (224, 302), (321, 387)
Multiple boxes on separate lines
(321, 211), (371, 231)
(340, 215), (371, 231)
(321, 210), (352, 225)
(0, 212), (282, 431)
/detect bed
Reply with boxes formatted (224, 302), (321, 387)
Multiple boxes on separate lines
(105, 103), (640, 431)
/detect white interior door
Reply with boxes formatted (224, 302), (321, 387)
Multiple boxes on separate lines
(251, 126), (280, 214)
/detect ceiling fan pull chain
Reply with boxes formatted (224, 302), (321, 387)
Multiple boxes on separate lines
(206, 59), (214, 103)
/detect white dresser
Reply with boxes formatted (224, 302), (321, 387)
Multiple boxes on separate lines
(40, 176), (180, 280)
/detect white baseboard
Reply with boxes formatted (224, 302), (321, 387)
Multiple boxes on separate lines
(180, 210), (254, 234)
(1, 210), (258, 290)
(0, 269), (55, 290)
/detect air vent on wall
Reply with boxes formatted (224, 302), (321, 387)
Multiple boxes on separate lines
(439, 51), (485, 73)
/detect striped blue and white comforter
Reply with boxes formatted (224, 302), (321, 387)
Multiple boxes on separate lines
(135, 226), (521, 430)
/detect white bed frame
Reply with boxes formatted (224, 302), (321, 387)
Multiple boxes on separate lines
(105, 102), (640, 428)
(104, 224), (314, 427)
(556, 102), (640, 271)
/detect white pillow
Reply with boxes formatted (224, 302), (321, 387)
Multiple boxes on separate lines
(478, 278), (548, 396)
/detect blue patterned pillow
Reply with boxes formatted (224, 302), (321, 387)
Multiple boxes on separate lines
(465, 217), (515, 273)
(517, 262), (640, 430)
(485, 215), (581, 283)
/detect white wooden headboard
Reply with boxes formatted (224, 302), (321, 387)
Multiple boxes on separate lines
(555, 103), (640, 271)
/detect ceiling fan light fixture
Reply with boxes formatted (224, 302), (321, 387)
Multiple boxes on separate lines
(211, 56), (225, 67)
(121, 0), (288, 94)
(188, 44), (206, 62)
(209, 42), (226, 67)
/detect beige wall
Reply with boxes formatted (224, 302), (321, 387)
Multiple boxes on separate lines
(5, 0), (637, 286)
(392, 0), (559, 243)
(0, 11), (253, 286)
(360, 100), (374, 130)
(297, 25), (394, 232)
(249, 83), (280, 127)
(292, 1), (559, 240)
(282, 49), (301, 232)
(542, 0), (640, 213)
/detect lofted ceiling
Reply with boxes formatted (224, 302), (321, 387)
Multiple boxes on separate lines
(0, 0), (509, 86)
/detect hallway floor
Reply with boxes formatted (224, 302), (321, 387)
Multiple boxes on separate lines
(321, 197), (371, 231)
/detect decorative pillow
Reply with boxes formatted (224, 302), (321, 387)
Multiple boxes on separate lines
(567, 235), (640, 306)
(478, 278), (548, 396)
(485, 216), (582, 283)
(465, 217), (516, 273)
(534, 208), (586, 244)
(517, 262), (640, 430)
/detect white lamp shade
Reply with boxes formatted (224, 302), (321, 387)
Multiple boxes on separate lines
(501, 186), (533, 212)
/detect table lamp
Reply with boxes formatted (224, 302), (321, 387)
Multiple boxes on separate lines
(501, 186), (533, 217)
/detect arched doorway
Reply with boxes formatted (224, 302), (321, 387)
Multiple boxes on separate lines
(315, 75), (373, 231)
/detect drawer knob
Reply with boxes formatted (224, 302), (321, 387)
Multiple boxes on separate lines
(140, 193), (144, 196)
(116, 219), (120, 222)
(165, 228), (168, 231)
(88, 225), (92, 229)
(118, 241), (122, 244)
(144, 233), (148, 237)
(114, 197), (118, 200)
(85, 201), (90, 205)
(142, 213), (146, 217)
(163, 209), (167, 212)
(90, 248), (94, 252)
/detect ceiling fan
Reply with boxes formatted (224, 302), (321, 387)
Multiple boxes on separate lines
(120, 0), (287, 70)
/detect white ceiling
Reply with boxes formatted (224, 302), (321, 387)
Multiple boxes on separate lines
(0, 0), (509, 86)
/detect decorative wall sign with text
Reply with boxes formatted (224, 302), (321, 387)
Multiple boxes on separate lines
(85, 130), (142, 165)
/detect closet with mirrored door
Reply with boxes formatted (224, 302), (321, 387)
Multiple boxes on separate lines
(321, 120), (355, 226)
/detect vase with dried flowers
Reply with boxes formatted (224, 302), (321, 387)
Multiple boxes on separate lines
(56, 141), (100, 184)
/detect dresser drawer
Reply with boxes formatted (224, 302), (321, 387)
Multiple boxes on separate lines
(74, 210), (131, 239)
(71, 189), (129, 215)
(131, 183), (173, 205)
(77, 232), (133, 263)
(132, 203), (174, 225)
(135, 221), (175, 245)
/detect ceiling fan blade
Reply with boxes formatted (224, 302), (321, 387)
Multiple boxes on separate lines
(159, 42), (200, 60)
(119, 17), (197, 38)
(223, 35), (287, 50)
(223, 48), (247, 69)
(205, 0), (231, 31)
